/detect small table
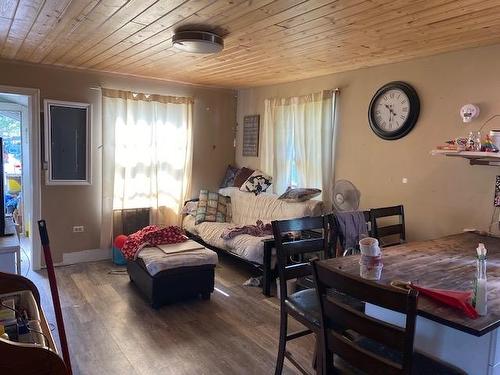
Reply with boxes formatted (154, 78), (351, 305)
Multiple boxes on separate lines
(319, 232), (500, 375)
(0, 218), (20, 274)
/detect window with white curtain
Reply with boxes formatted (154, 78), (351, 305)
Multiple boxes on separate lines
(261, 90), (338, 206)
(100, 89), (193, 248)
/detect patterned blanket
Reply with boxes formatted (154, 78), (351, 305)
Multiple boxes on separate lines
(121, 225), (187, 260)
(221, 220), (273, 240)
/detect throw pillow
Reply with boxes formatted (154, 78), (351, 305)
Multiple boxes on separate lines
(180, 201), (198, 216)
(278, 187), (322, 202)
(233, 167), (255, 187)
(195, 190), (231, 224)
(240, 170), (272, 195)
(220, 165), (239, 187)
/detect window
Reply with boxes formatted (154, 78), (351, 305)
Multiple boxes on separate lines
(261, 90), (338, 205)
(101, 89), (193, 230)
(44, 100), (91, 185)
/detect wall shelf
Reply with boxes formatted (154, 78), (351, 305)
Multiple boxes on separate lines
(431, 150), (500, 166)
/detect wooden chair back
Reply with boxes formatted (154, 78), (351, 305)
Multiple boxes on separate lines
(370, 205), (405, 247)
(312, 261), (418, 375)
(271, 216), (329, 303)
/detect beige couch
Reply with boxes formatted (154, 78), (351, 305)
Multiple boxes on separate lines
(182, 187), (323, 295)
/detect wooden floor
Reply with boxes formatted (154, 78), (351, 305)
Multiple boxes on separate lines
(28, 255), (314, 375)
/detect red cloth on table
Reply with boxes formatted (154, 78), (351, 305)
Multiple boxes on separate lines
(410, 283), (479, 319)
(120, 225), (187, 260)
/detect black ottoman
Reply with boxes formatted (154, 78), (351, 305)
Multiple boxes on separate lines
(127, 249), (217, 308)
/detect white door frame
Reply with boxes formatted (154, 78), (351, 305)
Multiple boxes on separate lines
(0, 85), (41, 271)
(0, 101), (30, 239)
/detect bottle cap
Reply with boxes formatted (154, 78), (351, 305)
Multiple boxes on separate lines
(477, 243), (487, 258)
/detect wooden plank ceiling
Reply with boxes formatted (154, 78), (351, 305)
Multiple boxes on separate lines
(1, 0), (500, 88)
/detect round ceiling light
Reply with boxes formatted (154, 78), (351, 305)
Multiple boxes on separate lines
(172, 31), (224, 54)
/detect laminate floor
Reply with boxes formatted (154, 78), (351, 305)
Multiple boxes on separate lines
(28, 255), (315, 375)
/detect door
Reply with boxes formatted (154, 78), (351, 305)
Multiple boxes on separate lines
(0, 102), (29, 237)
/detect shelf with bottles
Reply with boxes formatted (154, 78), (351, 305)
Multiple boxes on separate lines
(431, 149), (500, 166)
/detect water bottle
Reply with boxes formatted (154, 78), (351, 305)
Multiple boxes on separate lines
(473, 243), (487, 316)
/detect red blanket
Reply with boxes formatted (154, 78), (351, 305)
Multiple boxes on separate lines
(121, 225), (187, 260)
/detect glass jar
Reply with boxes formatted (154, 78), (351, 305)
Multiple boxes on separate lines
(468, 131), (482, 151)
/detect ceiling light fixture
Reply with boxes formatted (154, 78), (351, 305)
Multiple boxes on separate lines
(172, 30), (224, 54)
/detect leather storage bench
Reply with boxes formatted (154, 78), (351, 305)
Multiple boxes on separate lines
(127, 242), (218, 308)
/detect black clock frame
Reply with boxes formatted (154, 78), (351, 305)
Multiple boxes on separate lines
(368, 81), (420, 140)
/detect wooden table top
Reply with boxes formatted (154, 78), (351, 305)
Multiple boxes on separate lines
(319, 232), (500, 337)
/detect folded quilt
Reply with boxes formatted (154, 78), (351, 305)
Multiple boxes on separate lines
(221, 220), (273, 240)
(121, 225), (187, 260)
(138, 247), (218, 276)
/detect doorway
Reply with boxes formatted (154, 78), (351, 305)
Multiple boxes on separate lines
(0, 94), (30, 273)
(0, 86), (41, 272)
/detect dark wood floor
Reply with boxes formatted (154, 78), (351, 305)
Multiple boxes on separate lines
(28, 255), (314, 375)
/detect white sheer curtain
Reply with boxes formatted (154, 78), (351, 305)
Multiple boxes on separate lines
(100, 89), (193, 250)
(261, 90), (338, 207)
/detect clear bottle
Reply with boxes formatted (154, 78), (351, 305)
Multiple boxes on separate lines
(473, 243), (488, 316)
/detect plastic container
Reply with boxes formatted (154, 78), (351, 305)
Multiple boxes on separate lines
(359, 237), (381, 256)
(360, 263), (383, 280)
(360, 254), (382, 267)
(112, 246), (127, 266)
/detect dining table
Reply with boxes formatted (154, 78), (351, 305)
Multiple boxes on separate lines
(318, 232), (500, 375)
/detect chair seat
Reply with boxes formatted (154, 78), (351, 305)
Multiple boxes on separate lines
(285, 288), (321, 327)
(285, 288), (366, 330)
(295, 277), (366, 312)
(334, 336), (465, 375)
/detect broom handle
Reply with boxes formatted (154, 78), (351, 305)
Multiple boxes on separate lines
(38, 220), (72, 374)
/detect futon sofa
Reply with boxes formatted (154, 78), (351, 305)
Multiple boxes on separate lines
(182, 187), (323, 295)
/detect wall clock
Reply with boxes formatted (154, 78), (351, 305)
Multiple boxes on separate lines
(368, 81), (420, 140)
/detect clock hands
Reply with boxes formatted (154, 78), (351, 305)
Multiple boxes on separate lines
(384, 104), (397, 117)
(385, 104), (399, 129)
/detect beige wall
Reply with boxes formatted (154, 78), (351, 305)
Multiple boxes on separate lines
(237, 44), (500, 242)
(0, 60), (236, 263)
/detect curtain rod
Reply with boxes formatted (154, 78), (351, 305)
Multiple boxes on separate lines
(91, 86), (341, 92)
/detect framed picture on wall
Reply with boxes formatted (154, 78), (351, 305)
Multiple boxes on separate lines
(242, 115), (260, 157)
(44, 99), (91, 185)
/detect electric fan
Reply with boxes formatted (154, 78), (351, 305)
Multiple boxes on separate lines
(332, 180), (361, 212)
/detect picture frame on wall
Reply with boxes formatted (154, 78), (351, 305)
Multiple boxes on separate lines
(242, 115), (260, 157)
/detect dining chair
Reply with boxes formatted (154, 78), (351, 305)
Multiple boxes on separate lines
(326, 210), (371, 257)
(370, 205), (405, 247)
(311, 261), (466, 375)
(272, 215), (330, 375)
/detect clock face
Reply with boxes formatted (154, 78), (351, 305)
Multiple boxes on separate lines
(368, 82), (420, 140)
(372, 89), (409, 133)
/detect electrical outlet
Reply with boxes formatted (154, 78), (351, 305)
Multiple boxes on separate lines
(72, 226), (84, 233)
